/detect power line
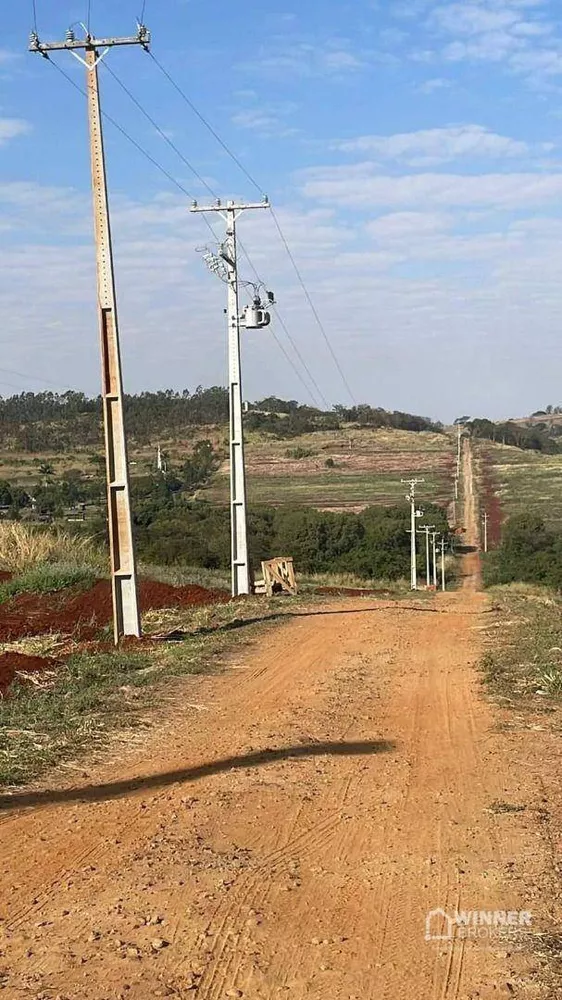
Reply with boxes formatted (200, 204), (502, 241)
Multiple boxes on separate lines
(147, 51), (264, 197)
(87, 0), (92, 34)
(45, 57), (219, 245)
(237, 244), (329, 409)
(103, 63), (216, 201)
(0, 366), (74, 391)
(32, 0), (38, 33)
(269, 205), (356, 405)
(47, 56), (323, 407)
(140, 0), (147, 22)
(147, 51), (356, 405)
(105, 65), (327, 407)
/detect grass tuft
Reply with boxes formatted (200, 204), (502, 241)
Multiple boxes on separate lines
(0, 521), (105, 575)
(0, 564), (96, 605)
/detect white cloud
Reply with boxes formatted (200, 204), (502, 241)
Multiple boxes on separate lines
(411, 0), (562, 85)
(0, 119), (30, 146)
(231, 101), (299, 138)
(300, 166), (562, 208)
(6, 175), (562, 418)
(420, 76), (452, 93)
(333, 124), (530, 164)
(237, 39), (365, 77)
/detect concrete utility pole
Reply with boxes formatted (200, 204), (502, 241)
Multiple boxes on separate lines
(417, 525), (435, 589)
(441, 535), (446, 592)
(30, 22), (150, 643)
(431, 532), (439, 589)
(482, 511), (489, 553)
(191, 198), (270, 596)
(402, 479), (425, 591)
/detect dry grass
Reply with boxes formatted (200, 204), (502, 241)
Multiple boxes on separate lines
(0, 522), (105, 574)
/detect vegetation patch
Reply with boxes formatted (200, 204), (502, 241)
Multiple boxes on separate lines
(0, 594), (308, 787)
(0, 564), (95, 604)
(481, 587), (562, 707)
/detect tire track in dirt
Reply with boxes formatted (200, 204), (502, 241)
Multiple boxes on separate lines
(0, 575), (552, 998)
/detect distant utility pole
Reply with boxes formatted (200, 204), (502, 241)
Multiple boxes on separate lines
(30, 22), (150, 643)
(431, 531), (439, 589)
(441, 535), (446, 592)
(403, 479), (425, 591)
(191, 198), (271, 597)
(417, 524), (435, 589)
(482, 511), (489, 553)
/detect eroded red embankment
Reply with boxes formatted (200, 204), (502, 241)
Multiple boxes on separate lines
(0, 652), (61, 697)
(0, 579), (228, 645)
(480, 450), (503, 546)
(0, 580), (229, 695)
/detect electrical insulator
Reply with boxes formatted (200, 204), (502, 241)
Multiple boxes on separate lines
(66, 28), (76, 42)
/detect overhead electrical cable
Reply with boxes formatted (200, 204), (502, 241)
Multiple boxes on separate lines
(0, 365), (75, 391)
(147, 51), (263, 196)
(147, 51), (357, 405)
(103, 63), (217, 202)
(32, 0), (38, 33)
(45, 58), (218, 244)
(106, 65), (326, 407)
(46, 58), (322, 406)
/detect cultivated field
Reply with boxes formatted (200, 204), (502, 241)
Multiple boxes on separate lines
(478, 440), (562, 530)
(203, 427), (454, 511)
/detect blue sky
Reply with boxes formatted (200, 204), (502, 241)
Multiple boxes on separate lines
(3, 0), (562, 419)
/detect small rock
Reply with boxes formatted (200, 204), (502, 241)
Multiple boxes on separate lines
(126, 946), (141, 959)
(225, 991), (243, 998)
(151, 938), (169, 952)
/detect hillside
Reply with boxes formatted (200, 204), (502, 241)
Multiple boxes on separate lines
(203, 426), (453, 511)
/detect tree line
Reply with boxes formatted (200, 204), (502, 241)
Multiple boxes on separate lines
(484, 512), (562, 590)
(0, 388), (443, 451)
(133, 498), (450, 580)
(465, 418), (562, 454)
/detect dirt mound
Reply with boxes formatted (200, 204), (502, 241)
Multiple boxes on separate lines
(0, 651), (60, 697)
(0, 579), (229, 644)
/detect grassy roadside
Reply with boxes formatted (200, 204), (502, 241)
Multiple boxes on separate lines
(481, 584), (562, 708)
(0, 595), (305, 788)
(480, 585), (562, 998)
(0, 575), (433, 789)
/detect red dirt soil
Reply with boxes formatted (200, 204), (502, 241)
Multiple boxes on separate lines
(0, 651), (61, 697)
(480, 449), (503, 546)
(314, 585), (390, 597)
(0, 579), (229, 645)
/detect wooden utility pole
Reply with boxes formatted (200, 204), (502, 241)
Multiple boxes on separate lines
(30, 23), (150, 642)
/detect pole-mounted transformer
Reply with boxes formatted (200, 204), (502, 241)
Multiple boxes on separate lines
(192, 198), (273, 597)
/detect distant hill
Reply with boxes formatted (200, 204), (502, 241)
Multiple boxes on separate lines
(0, 389), (443, 452)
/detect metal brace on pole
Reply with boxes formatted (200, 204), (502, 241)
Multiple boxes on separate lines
(30, 23), (150, 642)
(191, 198), (270, 597)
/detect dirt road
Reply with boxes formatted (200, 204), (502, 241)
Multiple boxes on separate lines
(0, 447), (555, 997)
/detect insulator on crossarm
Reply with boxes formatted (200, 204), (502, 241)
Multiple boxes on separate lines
(65, 28), (76, 42)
